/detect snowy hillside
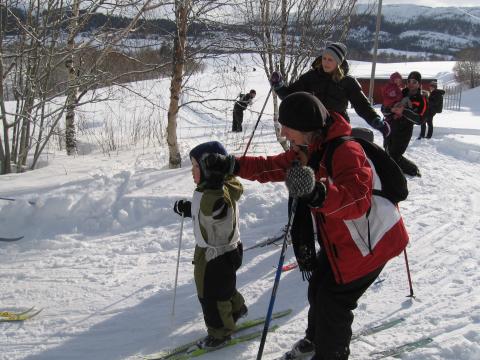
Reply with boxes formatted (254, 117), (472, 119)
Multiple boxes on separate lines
(1, 56), (480, 360)
(356, 4), (480, 25)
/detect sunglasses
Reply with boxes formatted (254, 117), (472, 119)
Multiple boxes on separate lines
(408, 79), (419, 85)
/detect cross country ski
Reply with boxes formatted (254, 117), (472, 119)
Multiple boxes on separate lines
(370, 337), (434, 359)
(0, 236), (24, 242)
(140, 309), (292, 360)
(0, 307), (43, 321)
(275, 317), (406, 359)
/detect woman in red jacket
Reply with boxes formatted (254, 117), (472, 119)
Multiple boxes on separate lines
(234, 92), (409, 360)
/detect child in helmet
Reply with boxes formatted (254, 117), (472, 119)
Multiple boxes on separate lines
(173, 141), (247, 349)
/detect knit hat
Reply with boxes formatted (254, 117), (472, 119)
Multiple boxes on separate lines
(189, 141), (228, 165)
(390, 72), (402, 81)
(407, 71), (422, 83)
(323, 42), (347, 65)
(278, 92), (329, 132)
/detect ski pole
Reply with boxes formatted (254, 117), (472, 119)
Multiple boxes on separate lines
(242, 87), (273, 157)
(171, 211), (185, 316)
(403, 249), (415, 298)
(256, 197), (298, 360)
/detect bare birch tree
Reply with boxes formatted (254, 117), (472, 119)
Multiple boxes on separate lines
(0, 0), (160, 174)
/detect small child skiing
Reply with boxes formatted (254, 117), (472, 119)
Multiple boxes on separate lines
(173, 141), (247, 349)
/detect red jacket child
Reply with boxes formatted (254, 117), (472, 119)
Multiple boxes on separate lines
(382, 72), (404, 110)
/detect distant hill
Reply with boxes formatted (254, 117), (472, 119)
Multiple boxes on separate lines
(4, 4), (478, 61)
(349, 4), (480, 60)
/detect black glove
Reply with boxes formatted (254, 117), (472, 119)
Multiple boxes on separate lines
(379, 121), (391, 138)
(201, 153), (236, 189)
(173, 199), (191, 218)
(270, 71), (283, 88)
(285, 164), (326, 207)
(307, 182), (327, 208)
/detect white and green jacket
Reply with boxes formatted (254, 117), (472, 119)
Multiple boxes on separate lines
(191, 176), (243, 262)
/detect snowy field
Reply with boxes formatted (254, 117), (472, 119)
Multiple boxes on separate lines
(1, 56), (480, 360)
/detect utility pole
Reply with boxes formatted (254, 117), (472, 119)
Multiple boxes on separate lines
(368, 0), (383, 104)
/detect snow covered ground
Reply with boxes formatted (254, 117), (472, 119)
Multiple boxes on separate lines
(1, 57), (480, 360)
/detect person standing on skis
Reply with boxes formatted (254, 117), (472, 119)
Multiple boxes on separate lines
(173, 141), (247, 350)
(213, 92), (409, 360)
(232, 89), (256, 132)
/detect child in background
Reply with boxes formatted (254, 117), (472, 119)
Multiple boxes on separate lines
(381, 72), (404, 119)
(173, 141), (247, 349)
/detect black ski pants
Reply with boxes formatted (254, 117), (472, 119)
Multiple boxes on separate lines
(384, 117), (413, 162)
(419, 113), (434, 139)
(384, 118), (420, 176)
(232, 109), (244, 132)
(305, 251), (383, 360)
(194, 244), (245, 339)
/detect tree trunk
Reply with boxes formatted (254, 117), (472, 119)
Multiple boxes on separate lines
(166, 0), (188, 169)
(65, 0), (80, 156)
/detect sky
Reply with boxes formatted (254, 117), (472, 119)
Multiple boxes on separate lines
(1, 57), (480, 360)
(358, 0), (480, 7)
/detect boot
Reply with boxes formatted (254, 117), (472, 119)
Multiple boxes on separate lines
(280, 337), (315, 359)
(196, 334), (231, 349)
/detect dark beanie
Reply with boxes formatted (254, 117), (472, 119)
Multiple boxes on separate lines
(408, 71), (422, 83)
(278, 92), (329, 132)
(189, 141), (227, 164)
(323, 42), (347, 65)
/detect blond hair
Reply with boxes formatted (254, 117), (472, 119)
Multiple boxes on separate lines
(331, 65), (345, 82)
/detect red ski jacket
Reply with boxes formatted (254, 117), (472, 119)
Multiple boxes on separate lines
(237, 113), (409, 284)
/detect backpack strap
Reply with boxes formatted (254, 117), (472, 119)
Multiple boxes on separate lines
(324, 136), (352, 177)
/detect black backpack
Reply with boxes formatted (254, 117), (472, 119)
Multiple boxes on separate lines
(323, 136), (408, 205)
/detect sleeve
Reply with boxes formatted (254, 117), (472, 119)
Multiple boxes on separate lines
(274, 72), (312, 100)
(344, 77), (381, 127)
(313, 141), (373, 220)
(402, 108), (422, 125)
(236, 150), (297, 183)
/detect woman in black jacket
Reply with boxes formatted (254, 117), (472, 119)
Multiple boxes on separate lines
(270, 42), (390, 137)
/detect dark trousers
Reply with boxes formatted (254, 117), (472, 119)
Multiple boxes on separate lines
(232, 109), (244, 132)
(419, 113), (434, 138)
(306, 251), (382, 360)
(384, 118), (420, 176)
(384, 118), (413, 162)
(194, 244), (245, 338)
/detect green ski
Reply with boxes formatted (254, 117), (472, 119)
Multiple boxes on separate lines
(0, 307), (43, 321)
(168, 325), (278, 360)
(141, 309), (292, 360)
(370, 337), (434, 358)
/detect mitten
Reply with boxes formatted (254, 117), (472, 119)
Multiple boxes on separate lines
(285, 163), (326, 207)
(285, 163), (315, 198)
(270, 71), (283, 88)
(201, 153), (236, 189)
(173, 199), (192, 218)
